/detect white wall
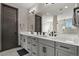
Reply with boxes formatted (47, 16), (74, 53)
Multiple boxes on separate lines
(27, 14), (35, 32)
(18, 8), (29, 45)
(18, 8), (28, 32)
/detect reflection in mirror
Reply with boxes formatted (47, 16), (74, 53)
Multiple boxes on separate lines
(35, 3), (78, 34)
(61, 18), (78, 34)
(65, 18), (72, 29)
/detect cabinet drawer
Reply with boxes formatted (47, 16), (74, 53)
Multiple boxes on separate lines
(31, 43), (38, 56)
(56, 49), (76, 56)
(32, 44), (38, 53)
(31, 37), (38, 42)
(56, 42), (77, 54)
(27, 43), (31, 51)
(32, 40), (38, 46)
(38, 39), (55, 47)
(38, 43), (55, 56)
(27, 37), (32, 44)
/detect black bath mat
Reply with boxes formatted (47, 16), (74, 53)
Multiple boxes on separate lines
(17, 48), (29, 56)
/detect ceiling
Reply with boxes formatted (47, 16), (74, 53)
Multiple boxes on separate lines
(36, 3), (78, 16)
(6, 3), (37, 9)
(6, 3), (78, 16)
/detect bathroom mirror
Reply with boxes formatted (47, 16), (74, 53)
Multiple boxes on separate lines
(35, 3), (78, 34)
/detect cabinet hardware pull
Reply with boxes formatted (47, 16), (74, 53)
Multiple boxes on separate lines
(43, 47), (46, 53)
(28, 42), (30, 44)
(60, 46), (69, 49)
(32, 38), (36, 41)
(32, 52), (36, 55)
(24, 39), (25, 42)
(32, 44), (37, 46)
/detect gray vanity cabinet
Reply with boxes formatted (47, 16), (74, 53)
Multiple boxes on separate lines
(20, 35), (27, 49)
(38, 39), (55, 56)
(27, 36), (39, 56)
(56, 49), (75, 56)
(27, 36), (32, 55)
(56, 42), (77, 56)
(20, 35), (24, 47)
(45, 45), (54, 56)
(38, 43), (54, 56)
(21, 35), (79, 56)
(77, 47), (79, 56)
(31, 44), (38, 56)
(38, 43), (45, 56)
(31, 38), (39, 56)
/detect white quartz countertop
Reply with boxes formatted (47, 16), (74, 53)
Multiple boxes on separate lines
(20, 32), (79, 46)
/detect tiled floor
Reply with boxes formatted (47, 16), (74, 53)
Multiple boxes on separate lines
(0, 47), (29, 56)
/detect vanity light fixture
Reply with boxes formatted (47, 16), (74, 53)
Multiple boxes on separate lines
(29, 7), (37, 14)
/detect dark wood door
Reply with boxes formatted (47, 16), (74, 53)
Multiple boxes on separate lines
(1, 4), (18, 51)
(35, 15), (42, 32)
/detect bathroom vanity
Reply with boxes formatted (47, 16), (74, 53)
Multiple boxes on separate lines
(20, 32), (79, 56)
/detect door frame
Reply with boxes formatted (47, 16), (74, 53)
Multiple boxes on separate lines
(1, 3), (18, 51)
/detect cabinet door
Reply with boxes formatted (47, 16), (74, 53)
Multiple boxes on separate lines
(27, 37), (32, 51)
(31, 40), (39, 56)
(38, 43), (54, 56)
(20, 35), (29, 50)
(23, 36), (28, 50)
(77, 47), (79, 56)
(38, 43), (45, 56)
(31, 45), (38, 56)
(56, 49), (75, 56)
(46, 45), (54, 56)
(20, 35), (24, 48)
